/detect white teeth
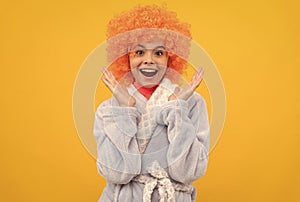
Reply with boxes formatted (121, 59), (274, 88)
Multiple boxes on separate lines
(141, 69), (156, 73)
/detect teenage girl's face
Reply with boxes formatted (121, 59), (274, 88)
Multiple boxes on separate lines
(129, 41), (169, 88)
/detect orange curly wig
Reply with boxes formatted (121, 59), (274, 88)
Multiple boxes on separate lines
(106, 5), (192, 85)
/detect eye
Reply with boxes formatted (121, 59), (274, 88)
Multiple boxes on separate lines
(135, 50), (144, 56)
(154, 50), (165, 56)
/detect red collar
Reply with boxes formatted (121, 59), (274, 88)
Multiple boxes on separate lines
(133, 82), (158, 100)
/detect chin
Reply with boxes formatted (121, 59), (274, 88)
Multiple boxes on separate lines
(141, 82), (158, 88)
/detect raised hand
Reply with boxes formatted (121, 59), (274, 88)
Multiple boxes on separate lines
(102, 69), (136, 107)
(168, 67), (204, 101)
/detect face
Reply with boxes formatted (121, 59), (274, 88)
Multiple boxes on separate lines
(128, 41), (169, 88)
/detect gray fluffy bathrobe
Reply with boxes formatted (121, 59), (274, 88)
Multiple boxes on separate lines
(93, 78), (210, 202)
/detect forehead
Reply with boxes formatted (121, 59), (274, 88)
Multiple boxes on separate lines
(129, 40), (166, 50)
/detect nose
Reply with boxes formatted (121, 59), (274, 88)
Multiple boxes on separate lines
(143, 52), (154, 65)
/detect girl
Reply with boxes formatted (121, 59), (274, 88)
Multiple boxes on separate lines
(94, 5), (210, 202)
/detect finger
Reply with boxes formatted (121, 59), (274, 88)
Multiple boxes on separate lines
(198, 68), (204, 78)
(190, 75), (198, 87)
(190, 75), (203, 90)
(101, 67), (108, 74)
(198, 67), (204, 72)
(101, 67), (111, 79)
(168, 94), (177, 101)
(174, 87), (181, 95)
(102, 72), (110, 84)
(107, 70), (114, 78)
(106, 71), (119, 86)
(102, 69), (111, 81)
(193, 76), (203, 88)
(102, 73), (116, 89)
(190, 72), (200, 85)
(103, 70), (119, 88)
(191, 68), (203, 81)
(196, 68), (204, 79)
(102, 71), (118, 91)
(102, 77), (115, 92)
(195, 68), (204, 79)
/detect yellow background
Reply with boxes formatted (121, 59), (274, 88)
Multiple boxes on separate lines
(1, 0), (299, 201)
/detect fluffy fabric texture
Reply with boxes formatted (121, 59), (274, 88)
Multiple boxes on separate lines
(133, 160), (194, 202)
(136, 78), (177, 153)
(94, 77), (210, 201)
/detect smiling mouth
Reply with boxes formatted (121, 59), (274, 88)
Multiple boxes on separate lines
(140, 69), (158, 77)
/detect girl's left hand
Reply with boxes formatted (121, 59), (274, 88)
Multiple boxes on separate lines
(168, 67), (204, 101)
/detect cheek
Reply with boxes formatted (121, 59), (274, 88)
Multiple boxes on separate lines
(160, 67), (167, 75)
(130, 67), (138, 76)
(160, 56), (169, 66)
(129, 57), (140, 68)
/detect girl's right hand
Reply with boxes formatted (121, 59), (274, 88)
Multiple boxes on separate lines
(102, 69), (136, 107)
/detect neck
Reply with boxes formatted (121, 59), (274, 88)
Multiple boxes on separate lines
(133, 82), (159, 100)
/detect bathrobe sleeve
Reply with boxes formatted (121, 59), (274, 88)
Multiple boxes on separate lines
(93, 99), (141, 184)
(156, 93), (210, 184)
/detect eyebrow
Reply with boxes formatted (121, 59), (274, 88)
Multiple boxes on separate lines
(136, 44), (145, 49)
(136, 44), (166, 50)
(154, 46), (166, 50)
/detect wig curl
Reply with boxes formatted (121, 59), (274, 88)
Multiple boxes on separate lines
(106, 5), (192, 85)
